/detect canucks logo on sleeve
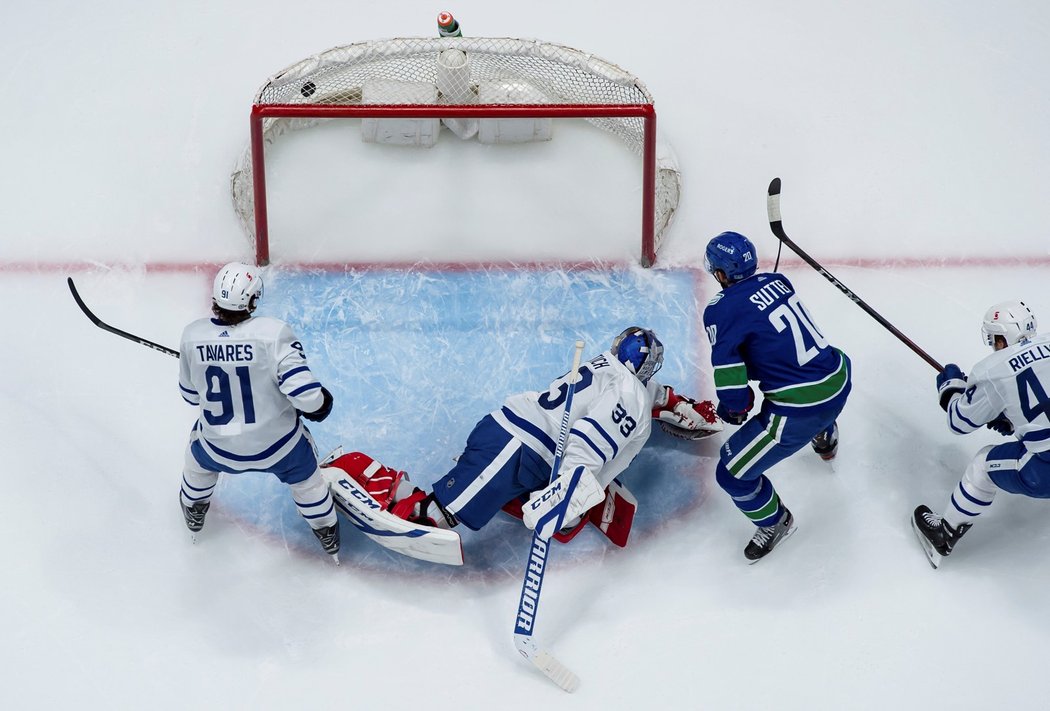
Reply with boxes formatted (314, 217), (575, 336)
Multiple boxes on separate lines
(703, 273), (851, 415)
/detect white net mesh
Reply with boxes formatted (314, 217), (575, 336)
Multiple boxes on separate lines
(230, 37), (681, 263)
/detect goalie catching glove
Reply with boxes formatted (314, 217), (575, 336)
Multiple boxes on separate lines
(652, 386), (723, 439)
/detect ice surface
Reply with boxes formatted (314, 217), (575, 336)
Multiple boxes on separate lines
(2, 2), (1049, 709)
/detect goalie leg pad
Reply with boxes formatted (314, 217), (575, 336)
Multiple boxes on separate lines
(327, 451), (405, 509)
(322, 464), (464, 566)
(587, 478), (637, 547)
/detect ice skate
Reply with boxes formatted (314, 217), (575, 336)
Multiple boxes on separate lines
(181, 497), (210, 542)
(312, 523), (341, 564)
(911, 505), (970, 569)
(744, 508), (797, 563)
(811, 422), (839, 461)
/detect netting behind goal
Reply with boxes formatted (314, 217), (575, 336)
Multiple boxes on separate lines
(230, 37), (681, 266)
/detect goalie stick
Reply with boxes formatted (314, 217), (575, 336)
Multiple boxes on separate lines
(512, 340), (585, 693)
(67, 277), (180, 358)
(766, 178), (944, 372)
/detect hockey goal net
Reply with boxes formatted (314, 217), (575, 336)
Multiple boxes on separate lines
(230, 37), (681, 266)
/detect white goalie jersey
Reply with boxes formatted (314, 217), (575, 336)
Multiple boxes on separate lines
(946, 332), (1050, 453)
(494, 351), (663, 488)
(178, 316), (326, 470)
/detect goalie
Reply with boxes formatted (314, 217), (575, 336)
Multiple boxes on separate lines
(321, 327), (721, 565)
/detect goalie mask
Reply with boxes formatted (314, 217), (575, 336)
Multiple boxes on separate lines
(982, 300), (1036, 348)
(213, 262), (264, 313)
(612, 327), (664, 383)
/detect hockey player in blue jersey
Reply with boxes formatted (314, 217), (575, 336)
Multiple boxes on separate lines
(177, 263), (340, 560)
(913, 300), (1050, 568)
(703, 231), (852, 562)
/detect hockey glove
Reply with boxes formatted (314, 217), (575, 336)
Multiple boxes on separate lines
(652, 386), (723, 439)
(716, 386), (754, 426)
(302, 386), (334, 422)
(986, 412), (1015, 436)
(936, 364), (967, 411)
(522, 466), (605, 542)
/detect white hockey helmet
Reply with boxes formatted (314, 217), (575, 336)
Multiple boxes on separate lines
(981, 300), (1036, 348)
(213, 262), (264, 312)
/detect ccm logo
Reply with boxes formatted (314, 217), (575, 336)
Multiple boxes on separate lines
(338, 479), (381, 510)
(526, 481), (563, 511)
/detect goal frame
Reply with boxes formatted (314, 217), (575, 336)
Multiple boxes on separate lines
(248, 102), (658, 266)
(234, 36), (681, 267)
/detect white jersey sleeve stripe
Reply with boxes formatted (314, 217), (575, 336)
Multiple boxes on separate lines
(278, 365), (311, 385)
(568, 427), (609, 463)
(948, 400), (979, 434)
(288, 382), (322, 397)
(179, 382), (200, 406)
(580, 416), (620, 457)
(1022, 428), (1050, 445)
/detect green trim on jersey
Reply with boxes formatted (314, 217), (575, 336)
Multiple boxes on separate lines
(763, 350), (849, 407)
(714, 362), (748, 389)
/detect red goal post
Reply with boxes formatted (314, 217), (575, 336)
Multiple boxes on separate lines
(230, 37), (681, 267)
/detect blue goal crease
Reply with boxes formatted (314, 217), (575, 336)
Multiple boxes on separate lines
(222, 266), (712, 572)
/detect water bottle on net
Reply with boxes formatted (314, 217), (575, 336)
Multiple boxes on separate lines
(437, 11), (462, 37)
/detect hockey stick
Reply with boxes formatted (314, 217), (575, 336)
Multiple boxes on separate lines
(766, 178), (944, 372)
(67, 277), (180, 358)
(512, 340), (585, 693)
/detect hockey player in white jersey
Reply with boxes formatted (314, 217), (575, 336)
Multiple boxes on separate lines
(913, 300), (1050, 568)
(178, 263), (340, 560)
(323, 327), (721, 562)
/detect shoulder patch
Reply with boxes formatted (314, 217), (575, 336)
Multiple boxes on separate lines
(707, 292), (724, 306)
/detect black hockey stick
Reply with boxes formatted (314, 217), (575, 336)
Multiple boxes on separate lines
(67, 277), (180, 358)
(766, 178), (944, 372)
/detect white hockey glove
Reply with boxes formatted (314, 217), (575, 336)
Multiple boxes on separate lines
(522, 466), (605, 542)
(652, 386), (723, 439)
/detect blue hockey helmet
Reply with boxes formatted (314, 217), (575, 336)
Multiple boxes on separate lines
(704, 231), (757, 283)
(611, 327), (664, 383)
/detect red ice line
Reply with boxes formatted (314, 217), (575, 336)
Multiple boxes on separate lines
(3, 254), (1050, 274)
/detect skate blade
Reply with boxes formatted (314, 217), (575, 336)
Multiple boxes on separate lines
(910, 515), (942, 569)
(746, 523), (798, 565)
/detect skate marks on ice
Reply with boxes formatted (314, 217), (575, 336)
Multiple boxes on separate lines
(215, 266), (719, 580)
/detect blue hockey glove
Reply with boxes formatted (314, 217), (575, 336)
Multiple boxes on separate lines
(716, 401), (749, 425)
(716, 386), (754, 425)
(986, 412), (1015, 436)
(936, 364), (967, 411)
